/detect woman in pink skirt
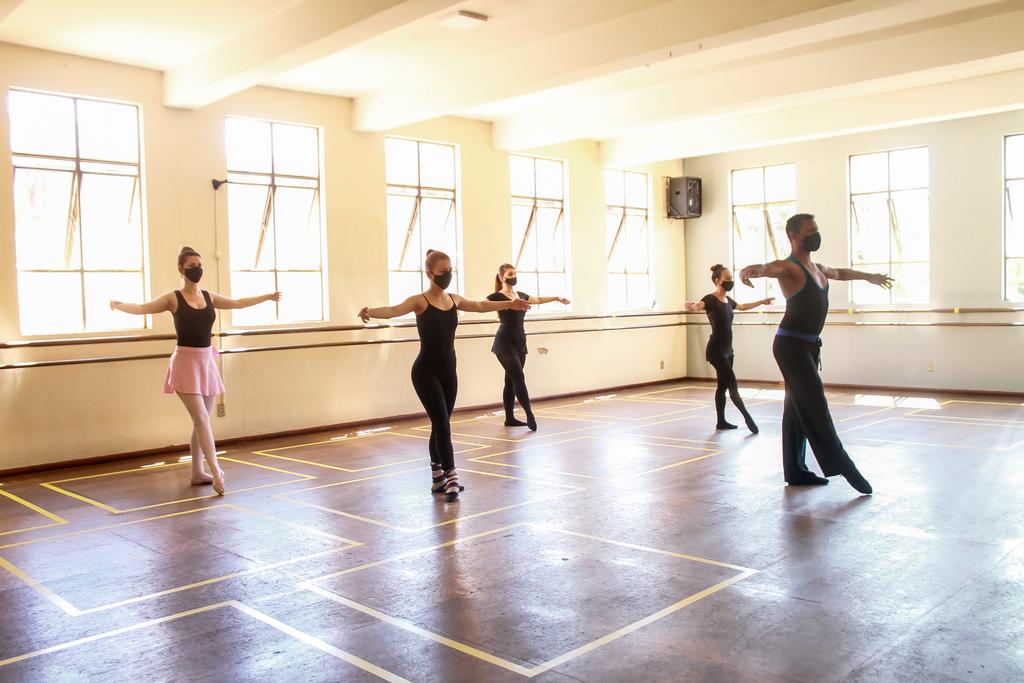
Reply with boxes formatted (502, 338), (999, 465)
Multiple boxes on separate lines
(110, 246), (280, 495)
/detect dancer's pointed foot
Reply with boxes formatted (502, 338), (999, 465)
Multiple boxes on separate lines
(526, 414), (537, 432)
(504, 418), (528, 427)
(443, 469), (461, 501)
(212, 469), (226, 496)
(744, 416), (759, 434)
(842, 466), (873, 495)
(716, 421), (738, 430)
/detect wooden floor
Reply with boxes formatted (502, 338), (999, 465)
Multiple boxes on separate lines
(1, 380), (1023, 682)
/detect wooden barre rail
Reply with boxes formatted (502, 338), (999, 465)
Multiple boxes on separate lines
(1, 305), (1021, 350)
(2, 318), (1021, 370)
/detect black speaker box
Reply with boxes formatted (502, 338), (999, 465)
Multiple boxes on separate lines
(667, 176), (701, 218)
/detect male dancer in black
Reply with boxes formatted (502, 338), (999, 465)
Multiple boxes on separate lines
(739, 213), (893, 494)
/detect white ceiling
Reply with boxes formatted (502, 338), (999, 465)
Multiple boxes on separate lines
(3, 0), (1024, 164)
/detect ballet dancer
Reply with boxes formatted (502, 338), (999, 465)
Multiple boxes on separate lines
(358, 250), (530, 500)
(685, 264), (773, 432)
(487, 263), (570, 431)
(110, 246), (281, 495)
(739, 214), (893, 494)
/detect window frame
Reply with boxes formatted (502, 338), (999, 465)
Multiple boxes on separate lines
(728, 163), (795, 307)
(509, 153), (571, 313)
(1003, 132), (1024, 302)
(847, 145), (930, 306)
(8, 87), (150, 337)
(605, 168), (654, 311)
(224, 115), (327, 327)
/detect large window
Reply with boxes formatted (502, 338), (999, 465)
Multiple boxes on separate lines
(225, 117), (325, 325)
(605, 169), (653, 310)
(1005, 134), (1024, 301)
(730, 164), (795, 304)
(385, 137), (461, 303)
(8, 89), (146, 335)
(849, 147), (929, 304)
(510, 155), (569, 312)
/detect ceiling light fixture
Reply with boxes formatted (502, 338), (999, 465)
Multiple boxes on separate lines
(438, 10), (488, 29)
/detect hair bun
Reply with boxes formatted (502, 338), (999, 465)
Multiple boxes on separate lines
(181, 246), (194, 253)
(710, 263), (723, 271)
(426, 249), (435, 256)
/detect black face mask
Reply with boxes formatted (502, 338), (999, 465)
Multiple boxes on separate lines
(184, 266), (203, 283)
(504, 277), (518, 286)
(432, 271), (453, 290)
(803, 232), (822, 252)
(721, 280), (734, 292)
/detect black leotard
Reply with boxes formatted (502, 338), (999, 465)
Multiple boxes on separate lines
(701, 294), (737, 361)
(172, 290), (215, 347)
(779, 256), (829, 337)
(486, 291), (530, 354)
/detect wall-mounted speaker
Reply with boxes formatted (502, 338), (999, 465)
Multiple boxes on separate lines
(667, 176), (701, 219)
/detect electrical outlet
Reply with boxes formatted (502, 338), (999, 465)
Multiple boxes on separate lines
(217, 403), (226, 417)
(927, 361), (934, 373)
(660, 360), (665, 369)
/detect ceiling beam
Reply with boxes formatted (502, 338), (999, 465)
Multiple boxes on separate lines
(601, 68), (1024, 166)
(0, 0), (27, 22)
(164, 0), (462, 109)
(352, 0), (872, 131)
(494, 0), (1024, 150)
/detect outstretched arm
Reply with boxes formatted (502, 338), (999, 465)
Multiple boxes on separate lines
(736, 296), (774, 311)
(819, 265), (894, 289)
(526, 295), (570, 305)
(454, 294), (530, 314)
(209, 291), (281, 310)
(358, 295), (422, 322)
(738, 260), (790, 287)
(109, 293), (174, 316)
(684, 300), (706, 312)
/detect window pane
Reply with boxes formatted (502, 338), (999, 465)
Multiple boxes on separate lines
(624, 172), (647, 208)
(418, 142), (455, 189)
(386, 194), (419, 271)
(764, 164), (795, 202)
(733, 206), (765, 271)
(13, 168), (78, 269)
(84, 272), (144, 331)
(385, 137), (419, 186)
(277, 271), (323, 322)
(17, 271), (83, 335)
(274, 187), (321, 270)
(538, 273), (568, 312)
(227, 183), (275, 270)
(226, 118), (272, 173)
(518, 272), (540, 302)
(271, 124), (319, 178)
(889, 147), (928, 190)
(890, 261), (928, 304)
(606, 208), (625, 272)
(731, 168), (763, 205)
(627, 274), (652, 310)
(510, 155), (534, 196)
(850, 193), (889, 265)
(851, 263), (890, 304)
(420, 197), (457, 265)
(8, 90), (76, 157)
(608, 273), (627, 310)
(850, 152), (888, 194)
(1007, 135), (1024, 180)
(230, 271), (276, 326)
(766, 203), (794, 261)
(604, 170), (624, 206)
(890, 189), (929, 262)
(535, 159), (563, 200)
(80, 173), (143, 270)
(512, 203), (536, 270)
(388, 271), (424, 308)
(536, 207), (564, 272)
(1006, 180), (1024, 258)
(77, 100), (139, 163)
(1006, 258), (1024, 301)
(625, 215), (648, 273)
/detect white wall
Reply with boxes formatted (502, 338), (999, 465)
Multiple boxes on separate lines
(682, 111), (1024, 393)
(0, 43), (685, 471)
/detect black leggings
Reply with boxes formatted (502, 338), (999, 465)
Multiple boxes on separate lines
(708, 353), (753, 424)
(772, 335), (856, 480)
(496, 351), (533, 420)
(411, 358), (458, 471)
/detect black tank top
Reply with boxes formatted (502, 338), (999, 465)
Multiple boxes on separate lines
(415, 294), (458, 365)
(172, 290), (215, 348)
(487, 291), (530, 354)
(779, 256), (829, 336)
(701, 294), (737, 360)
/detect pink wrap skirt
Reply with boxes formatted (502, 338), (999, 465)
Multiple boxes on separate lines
(163, 346), (224, 397)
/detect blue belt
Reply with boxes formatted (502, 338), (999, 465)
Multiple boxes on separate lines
(775, 328), (821, 343)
